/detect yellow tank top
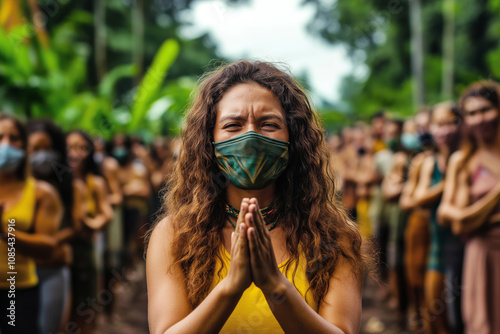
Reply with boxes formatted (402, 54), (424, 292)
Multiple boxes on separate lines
(210, 246), (318, 333)
(373, 138), (387, 153)
(0, 177), (38, 289)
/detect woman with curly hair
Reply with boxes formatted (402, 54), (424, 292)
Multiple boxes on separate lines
(146, 60), (369, 334)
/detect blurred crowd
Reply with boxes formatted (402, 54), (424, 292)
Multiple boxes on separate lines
(328, 81), (500, 334)
(0, 114), (179, 334)
(0, 79), (499, 334)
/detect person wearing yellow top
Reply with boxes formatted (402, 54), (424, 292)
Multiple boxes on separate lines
(0, 114), (63, 334)
(66, 130), (113, 333)
(146, 61), (370, 334)
(27, 119), (88, 334)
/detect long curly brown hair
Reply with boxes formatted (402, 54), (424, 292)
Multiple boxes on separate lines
(149, 60), (369, 308)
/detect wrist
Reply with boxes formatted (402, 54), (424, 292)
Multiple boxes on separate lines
(220, 277), (245, 301)
(261, 273), (289, 298)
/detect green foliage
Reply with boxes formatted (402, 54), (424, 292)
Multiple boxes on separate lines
(129, 39), (180, 132)
(1, 0), (249, 139)
(305, 0), (500, 119)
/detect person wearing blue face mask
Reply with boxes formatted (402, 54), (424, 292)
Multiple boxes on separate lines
(146, 60), (371, 334)
(27, 119), (88, 334)
(0, 114), (63, 334)
(110, 133), (151, 278)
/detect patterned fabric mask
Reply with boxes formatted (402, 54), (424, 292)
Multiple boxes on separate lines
(213, 131), (289, 190)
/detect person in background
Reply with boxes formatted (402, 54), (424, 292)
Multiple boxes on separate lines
(339, 126), (361, 222)
(67, 130), (113, 332)
(371, 118), (403, 301)
(149, 137), (173, 220)
(399, 108), (433, 331)
(0, 114), (63, 334)
(438, 81), (500, 334)
(94, 136), (124, 318)
(352, 124), (378, 240)
(27, 119), (86, 334)
(412, 102), (462, 334)
(382, 118), (419, 323)
(371, 110), (387, 153)
(326, 133), (345, 193)
(110, 134), (151, 277)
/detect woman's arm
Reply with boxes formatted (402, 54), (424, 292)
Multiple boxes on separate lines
(148, 202), (253, 334)
(382, 153), (406, 201)
(411, 155), (443, 208)
(262, 259), (361, 334)
(83, 176), (113, 230)
(450, 182), (500, 234)
(399, 152), (427, 211)
(437, 151), (500, 234)
(8, 181), (62, 259)
(246, 200), (361, 334)
(437, 151), (463, 227)
(103, 157), (123, 206)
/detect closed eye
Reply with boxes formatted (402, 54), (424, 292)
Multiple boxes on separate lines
(262, 122), (280, 129)
(222, 123), (241, 129)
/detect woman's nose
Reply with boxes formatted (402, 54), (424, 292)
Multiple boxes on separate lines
(245, 123), (257, 133)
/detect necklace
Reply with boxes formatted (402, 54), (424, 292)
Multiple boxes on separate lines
(225, 203), (277, 231)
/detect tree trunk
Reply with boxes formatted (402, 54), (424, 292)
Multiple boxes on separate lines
(441, 0), (455, 100)
(132, 0), (144, 85)
(94, 0), (106, 81)
(409, 0), (425, 108)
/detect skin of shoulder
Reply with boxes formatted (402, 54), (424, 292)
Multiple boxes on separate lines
(73, 178), (87, 195)
(420, 154), (435, 176)
(34, 180), (63, 235)
(147, 216), (193, 334)
(448, 150), (467, 171)
(92, 174), (108, 193)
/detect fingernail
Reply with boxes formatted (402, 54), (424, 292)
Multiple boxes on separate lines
(239, 224), (243, 232)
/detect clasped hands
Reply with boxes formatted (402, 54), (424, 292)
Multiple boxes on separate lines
(225, 198), (286, 298)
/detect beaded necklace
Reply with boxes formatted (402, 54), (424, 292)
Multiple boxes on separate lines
(225, 203), (277, 231)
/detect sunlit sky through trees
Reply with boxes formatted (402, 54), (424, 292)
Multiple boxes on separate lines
(180, 0), (368, 105)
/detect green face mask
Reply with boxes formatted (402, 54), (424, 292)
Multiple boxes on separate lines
(213, 131), (289, 190)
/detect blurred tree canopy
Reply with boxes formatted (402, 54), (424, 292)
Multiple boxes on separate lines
(0, 0), (247, 138)
(304, 0), (500, 121)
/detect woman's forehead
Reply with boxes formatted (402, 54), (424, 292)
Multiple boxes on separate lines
(216, 83), (283, 118)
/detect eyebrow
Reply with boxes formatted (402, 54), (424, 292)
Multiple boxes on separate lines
(464, 105), (493, 114)
(218, 114), (285, 124)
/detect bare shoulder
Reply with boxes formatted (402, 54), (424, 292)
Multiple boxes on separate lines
(92, 175), (107, 190)
(147, 216), (176, 261)
(72, 178), (86, 194)
(411, 151), (429, 167)
(421, 154), (435, 171)
(448, 150), (467, 166)
(35, 180), (60, 202)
